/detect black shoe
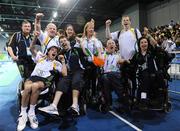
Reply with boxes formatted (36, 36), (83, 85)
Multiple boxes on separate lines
(99, 104), (111, 114)
(67, 106), (80, 116)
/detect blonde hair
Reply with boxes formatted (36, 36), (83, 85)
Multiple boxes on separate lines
(82, 19), (95, 38)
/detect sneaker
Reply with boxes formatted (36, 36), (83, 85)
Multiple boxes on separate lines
(38, 104), (59, 115)
(28, 115), (38, 129)
(67, 106), (80, 116)
(17, 114), (28, 131)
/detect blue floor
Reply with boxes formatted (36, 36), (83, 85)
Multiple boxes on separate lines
(0, 61), (180, 131)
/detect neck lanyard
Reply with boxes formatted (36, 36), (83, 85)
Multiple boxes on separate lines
(43, 38), (53, 53)
(64, 50), (72, 63)
(86, 38), (96, 54)
(23, 36), (30, 48)
(106, 55), (115, 66)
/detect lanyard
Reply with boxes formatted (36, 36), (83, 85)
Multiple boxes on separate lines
(106, 54), (115, 67)
(23, 36), (30, 48)
(64, 50), (72, 69)
(86, 39), (96, 55)
(43, 38), (53, 53)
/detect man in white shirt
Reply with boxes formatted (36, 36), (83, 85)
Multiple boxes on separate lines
(17, 44), (67, 131)
(34, 13), (61, 53)
(105, 16), (141, 60)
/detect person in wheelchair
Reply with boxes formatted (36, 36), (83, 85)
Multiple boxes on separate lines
(17, 44), (67, 131)
(127, 36), (172, 109)
(100, 39), (126, 113)
(38, 35), (85, 117)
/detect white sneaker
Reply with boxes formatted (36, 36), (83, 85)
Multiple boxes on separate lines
(38, 104), (59, 115)
(17, 114), (28, 131)
(28, 115), (38, 129)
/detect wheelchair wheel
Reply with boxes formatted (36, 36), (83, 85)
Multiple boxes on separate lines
(17, 79), (25, 110)
(163, 101), (172, 113)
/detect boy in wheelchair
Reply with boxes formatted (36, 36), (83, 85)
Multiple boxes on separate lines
(123, 36), (173, 110)
(17, 44), (67, 131)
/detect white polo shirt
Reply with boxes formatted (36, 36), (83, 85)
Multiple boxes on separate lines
(31, 51), (62, 78)
(111, 29), (141, 60)
(38, 31), (61, 53)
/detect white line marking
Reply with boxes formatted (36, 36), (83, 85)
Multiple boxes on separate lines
(169, 90), (180, 94)
(109, 111), (142, 131)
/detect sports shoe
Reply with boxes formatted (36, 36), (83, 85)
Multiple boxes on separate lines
(67, 106), (80, 116)
(28, 115), (38, 129)
(38, 104), (59, 115)
(17, 114), (28, 131)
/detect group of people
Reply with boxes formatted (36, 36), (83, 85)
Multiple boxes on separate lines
(6, 13), (177, 130)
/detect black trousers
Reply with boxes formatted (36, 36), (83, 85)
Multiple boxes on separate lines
(101, 72), (123, 107)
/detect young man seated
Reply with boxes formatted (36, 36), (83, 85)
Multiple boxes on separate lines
(38, 35), (85, 116)
(17, 44), (67, 131)
(100, 39), (126, 112)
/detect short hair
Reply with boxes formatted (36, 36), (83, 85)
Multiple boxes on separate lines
(122, 15), (131, 21)
(46, 23), (57, 30)
(22, 20), (31, 26)
(59, 35), (67, 40)
(58, 29), (65, 34)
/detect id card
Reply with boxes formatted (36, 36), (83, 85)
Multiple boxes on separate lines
(141, 92), (147, 99)
(26, 47), (32, 56)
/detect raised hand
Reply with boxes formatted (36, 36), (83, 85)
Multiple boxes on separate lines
(36, 13), (44, 20)
(105, 19), (112, 26)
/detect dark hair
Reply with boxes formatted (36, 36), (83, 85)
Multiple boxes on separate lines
(137, 36), (152, 52)
(46, 46), (59, 55)
(59, 35), (67, 40)
(58, 29), (65, 35)
(65, 24), (76, 38)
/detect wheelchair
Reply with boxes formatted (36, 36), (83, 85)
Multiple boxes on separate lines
(120, 54), (173, 113)
(132, 69), (172, 112)
(17, 70), (59, 113)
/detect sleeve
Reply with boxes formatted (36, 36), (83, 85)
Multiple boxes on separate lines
(8, 32), (17, 47)
(38, 30), (46, 45)
(136, 29), (142, 39)
(34, 51), (44, 63)
(111, 31), (119, 41)
(55, 61), (62, 73)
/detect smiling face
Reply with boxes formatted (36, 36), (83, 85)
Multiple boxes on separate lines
(47, 47), (58, 60)
(46, 23), (57, 38)
(65, 25), (75, 38)
(122, 16), (131, 30)
(59, 37), (70, 50)
(106, 39), (116, 53)
(139, 38), (148, 52)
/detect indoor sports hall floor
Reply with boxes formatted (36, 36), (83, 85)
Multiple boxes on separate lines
(0, 53), (180, 131)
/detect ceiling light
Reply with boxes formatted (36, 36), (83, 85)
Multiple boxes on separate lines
(0, 28), (4, 32)
(5, 33), (9, 38)
(51, 19), (54, 22)
(53, 11), (58, 18)
(60, 0), (67, 4)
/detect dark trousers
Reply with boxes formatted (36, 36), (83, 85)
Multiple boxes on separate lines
(101, 72), (123, 107)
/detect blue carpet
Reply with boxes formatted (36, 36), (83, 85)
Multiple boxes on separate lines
(0, 61), (180, 131)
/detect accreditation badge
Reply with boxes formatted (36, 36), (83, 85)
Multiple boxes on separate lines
(26, 47), (32, 56)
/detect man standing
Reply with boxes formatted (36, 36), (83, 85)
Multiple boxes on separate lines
(7, 20), (34, 79)
(105, 16), (141, 60)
